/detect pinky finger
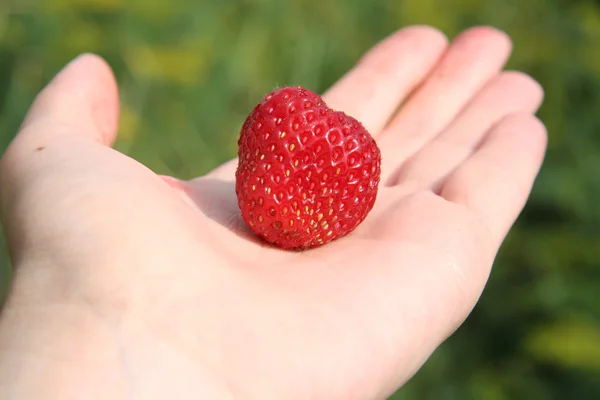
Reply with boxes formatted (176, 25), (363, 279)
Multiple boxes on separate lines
(440, 113), (547, 245)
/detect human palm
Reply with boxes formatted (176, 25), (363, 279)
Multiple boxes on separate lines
(0, 26), (546, 399)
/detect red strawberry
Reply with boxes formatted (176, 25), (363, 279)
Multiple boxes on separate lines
(235, 86), (381, 250)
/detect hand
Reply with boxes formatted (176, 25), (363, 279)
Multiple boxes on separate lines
(0, 26), (546, 399)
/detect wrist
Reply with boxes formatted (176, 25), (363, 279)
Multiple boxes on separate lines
(0, 300), (126, 398)
(0, 299), (236, 400)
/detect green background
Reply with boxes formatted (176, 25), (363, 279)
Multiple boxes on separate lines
(1, 0), (599, 398)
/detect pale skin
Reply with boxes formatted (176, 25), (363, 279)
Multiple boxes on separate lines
(0, 25), (546, 399)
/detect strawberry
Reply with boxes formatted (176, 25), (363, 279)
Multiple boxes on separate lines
(235, 86), (381, 250)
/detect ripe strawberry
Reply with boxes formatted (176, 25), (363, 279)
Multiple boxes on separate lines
(235, 86), (381, 250)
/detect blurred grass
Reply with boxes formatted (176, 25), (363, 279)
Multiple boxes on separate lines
(1, 0), (600, 398)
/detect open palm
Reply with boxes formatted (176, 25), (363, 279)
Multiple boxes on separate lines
(0, 26), (546, 400)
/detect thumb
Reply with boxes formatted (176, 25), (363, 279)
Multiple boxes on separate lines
(18, 53), (120, 145)
(0, 54), (121, 266)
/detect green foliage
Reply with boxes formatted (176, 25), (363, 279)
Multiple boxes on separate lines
(0, 0), (599, 398)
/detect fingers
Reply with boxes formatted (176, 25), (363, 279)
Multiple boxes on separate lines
(207, 25), (449, 183)
(378, 27), (513, 175)
(323, 26), (448, 135)
(440, 113), (547, 245)
(387, 71), (544, 187)
(208, 26), (518, 188)
(18, 53), (120, 146)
